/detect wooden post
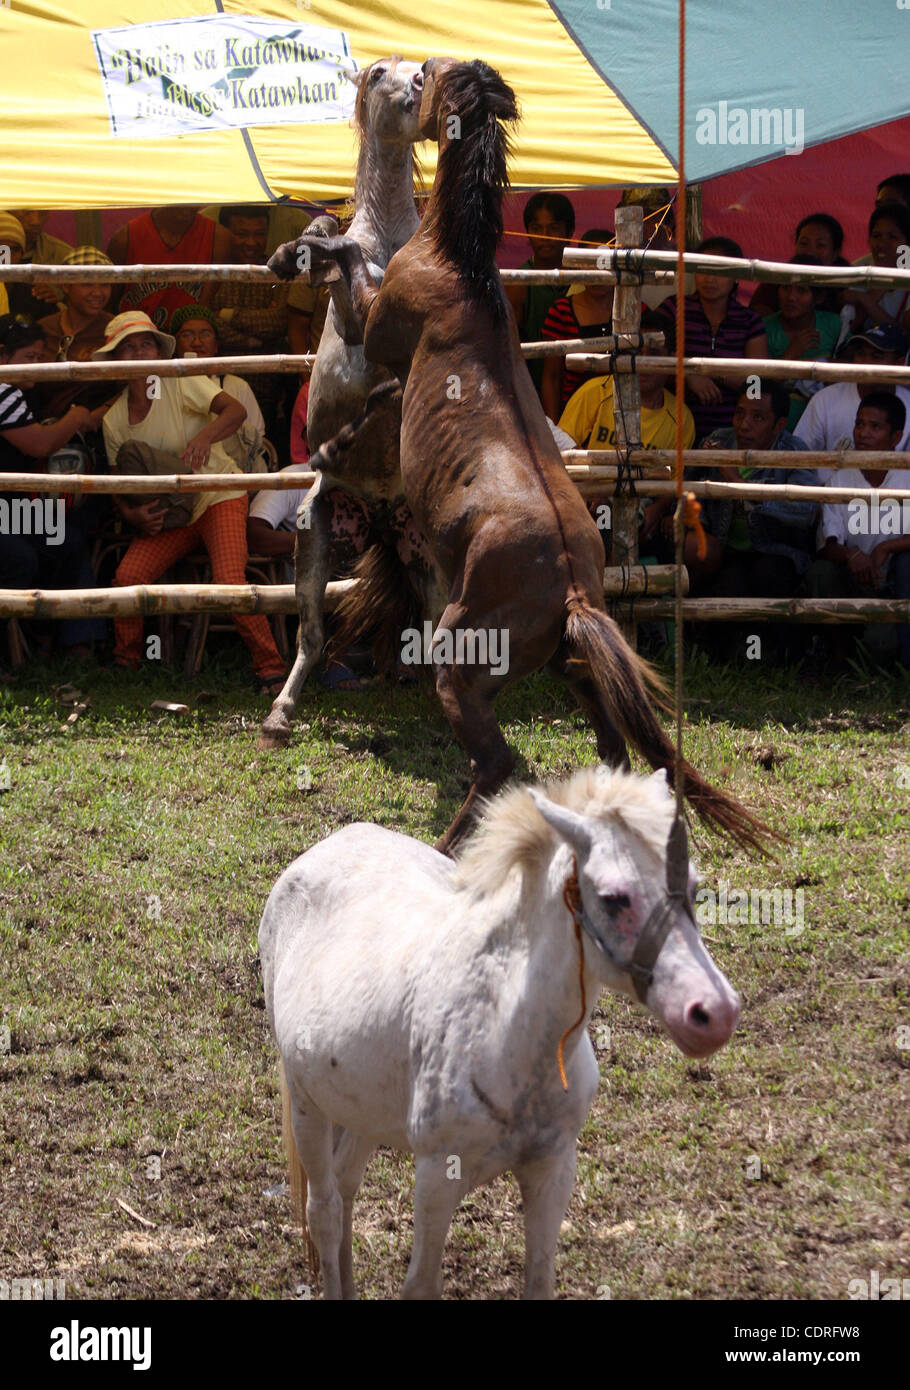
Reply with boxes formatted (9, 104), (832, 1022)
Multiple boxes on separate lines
(610, 203), (644, 645)
(685, 184), (703, 249)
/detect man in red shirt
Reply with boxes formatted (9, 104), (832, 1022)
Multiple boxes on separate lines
(107, 206), (232, 325)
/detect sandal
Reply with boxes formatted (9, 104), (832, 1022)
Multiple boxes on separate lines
(258, 674), (287, 697)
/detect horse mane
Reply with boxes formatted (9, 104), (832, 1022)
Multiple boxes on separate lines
(452, 767), (675, 899)
(422, 60), (519, 315)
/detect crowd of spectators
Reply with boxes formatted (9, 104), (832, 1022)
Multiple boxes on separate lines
(1, 181), (909, 684)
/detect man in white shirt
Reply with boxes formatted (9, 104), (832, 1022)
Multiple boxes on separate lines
(794, 325), (910, 480)
(801, 392), (910, 669)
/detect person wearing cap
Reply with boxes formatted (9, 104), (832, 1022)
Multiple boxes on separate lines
(5, 210), (73, 320)
(95, 311), (285, 689)
(0, 213), (27, 318)
(37, 247), (117, 422)
(793, 324), (910, 479)
(169, 305), (267, 473)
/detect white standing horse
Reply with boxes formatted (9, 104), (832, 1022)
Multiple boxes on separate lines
(259, 766), (741, 1300)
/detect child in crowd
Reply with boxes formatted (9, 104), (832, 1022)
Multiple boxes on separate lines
(505, 192), (576, 397)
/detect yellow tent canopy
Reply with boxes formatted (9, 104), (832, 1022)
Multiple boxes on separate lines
(0, 0), (672, 209)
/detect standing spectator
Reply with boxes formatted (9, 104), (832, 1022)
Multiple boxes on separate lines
(540, 228), (614, 420)
(95, 311), (285, 691)
(764, 256), (843, 429)
(801, 392), (910, 672)
(616, 188), (695, 309)
(207, 205), (290, 442)
(505, 192), (575, 397)
(107, 206), (231, 326)
(657, 235), (768, 442)
(794, 325), (910, 478)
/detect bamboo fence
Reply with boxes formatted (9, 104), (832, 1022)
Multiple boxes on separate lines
(1, 255), (908, 633)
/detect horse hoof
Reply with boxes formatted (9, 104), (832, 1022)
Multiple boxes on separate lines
(258, 725), (291, 752)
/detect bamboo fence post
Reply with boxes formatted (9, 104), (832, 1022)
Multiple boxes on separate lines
(610, 203), (644, 645)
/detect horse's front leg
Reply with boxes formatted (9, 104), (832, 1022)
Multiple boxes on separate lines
(515, 1145), (578, 1300)
(401, 1153), (468, 1300)
(258, 478), (332, 750)
(269, 235), (381, 345)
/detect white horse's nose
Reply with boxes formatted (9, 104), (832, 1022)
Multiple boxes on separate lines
(682, 989), (740, 1055)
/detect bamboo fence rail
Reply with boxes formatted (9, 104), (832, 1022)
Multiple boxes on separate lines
(567, 354), (910, 385)
(0, 565), (685, 620)
(562, 245), (910, 291)
(0, 262), (674, 289)
(630, 597), (910, 624)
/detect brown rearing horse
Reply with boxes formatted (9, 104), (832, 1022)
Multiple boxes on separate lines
(292, 57), (771, 856)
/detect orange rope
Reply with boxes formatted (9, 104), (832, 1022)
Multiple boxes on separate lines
(557, 855), (588, 1092)
(673, 0), (688, 821)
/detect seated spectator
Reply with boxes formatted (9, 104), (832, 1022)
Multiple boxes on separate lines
(0, 315), (105, 659)
(541, 228), (615, 420)
(6, 209), (73, 321)
(657, 236), (768, 442)
(794, 325), (910, 477)
(800, 392), (910, 671)
(505, 192), (576, 398)
(0, 213), (26, 319)
(558, 309), (695, 450)
(840, 203), (910, 341)
(751, 213), (847, 318)
(287, 283), (330, 388)
(764, 256), (843, 429)
(107, 206), (231, 326)
(169, 306), (267, 473)
(853, 176), (910, 266)
(94, 311), (285, 691)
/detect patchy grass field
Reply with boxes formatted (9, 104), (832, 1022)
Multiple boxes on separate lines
(1, 644), (908, 1300)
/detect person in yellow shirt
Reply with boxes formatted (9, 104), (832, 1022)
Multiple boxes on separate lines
(557, 309), (695, 451)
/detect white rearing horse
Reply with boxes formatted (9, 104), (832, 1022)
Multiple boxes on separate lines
(259, 766), (740, 1300)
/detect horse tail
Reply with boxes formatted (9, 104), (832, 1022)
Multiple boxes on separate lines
(564, 597), (777, 853)
(327, 537), (424, 677)
(280, 1059), (318, 1275)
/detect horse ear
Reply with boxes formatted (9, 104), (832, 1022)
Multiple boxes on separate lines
(527, 789), (592, 854)
(647, 768), (673, 800)
(346, 68), (366, 89)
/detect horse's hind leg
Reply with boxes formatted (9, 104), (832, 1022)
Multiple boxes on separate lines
(401, 1153), (468, 1300)
(550, 642), (630, 770)
(258, 479), (332, 750)
(433, 660), (515, 856)
(333, 1128), (375, 1300)
(291, 1107), (344, 1300)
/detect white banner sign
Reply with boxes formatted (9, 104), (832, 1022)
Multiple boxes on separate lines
(92, 15), (358, 139)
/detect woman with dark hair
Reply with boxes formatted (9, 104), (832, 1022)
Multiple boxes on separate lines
(750, 213), (848, 318)
(840, 202), (910, 339)
(0, 315), (106, 660)
(657, 235), (768, 441)
(505, 191), (576, 396)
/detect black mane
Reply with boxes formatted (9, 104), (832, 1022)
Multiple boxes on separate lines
(424, 61), (519, 316)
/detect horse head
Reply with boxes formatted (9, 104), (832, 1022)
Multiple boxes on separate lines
(528, 769), (741, 1059)
(352, 56), (425, 147)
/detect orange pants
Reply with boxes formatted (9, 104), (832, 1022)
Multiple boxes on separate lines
(114, 495), (285, 680)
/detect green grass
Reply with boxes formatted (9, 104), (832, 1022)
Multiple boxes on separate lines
(0, 642), (908, 1299)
